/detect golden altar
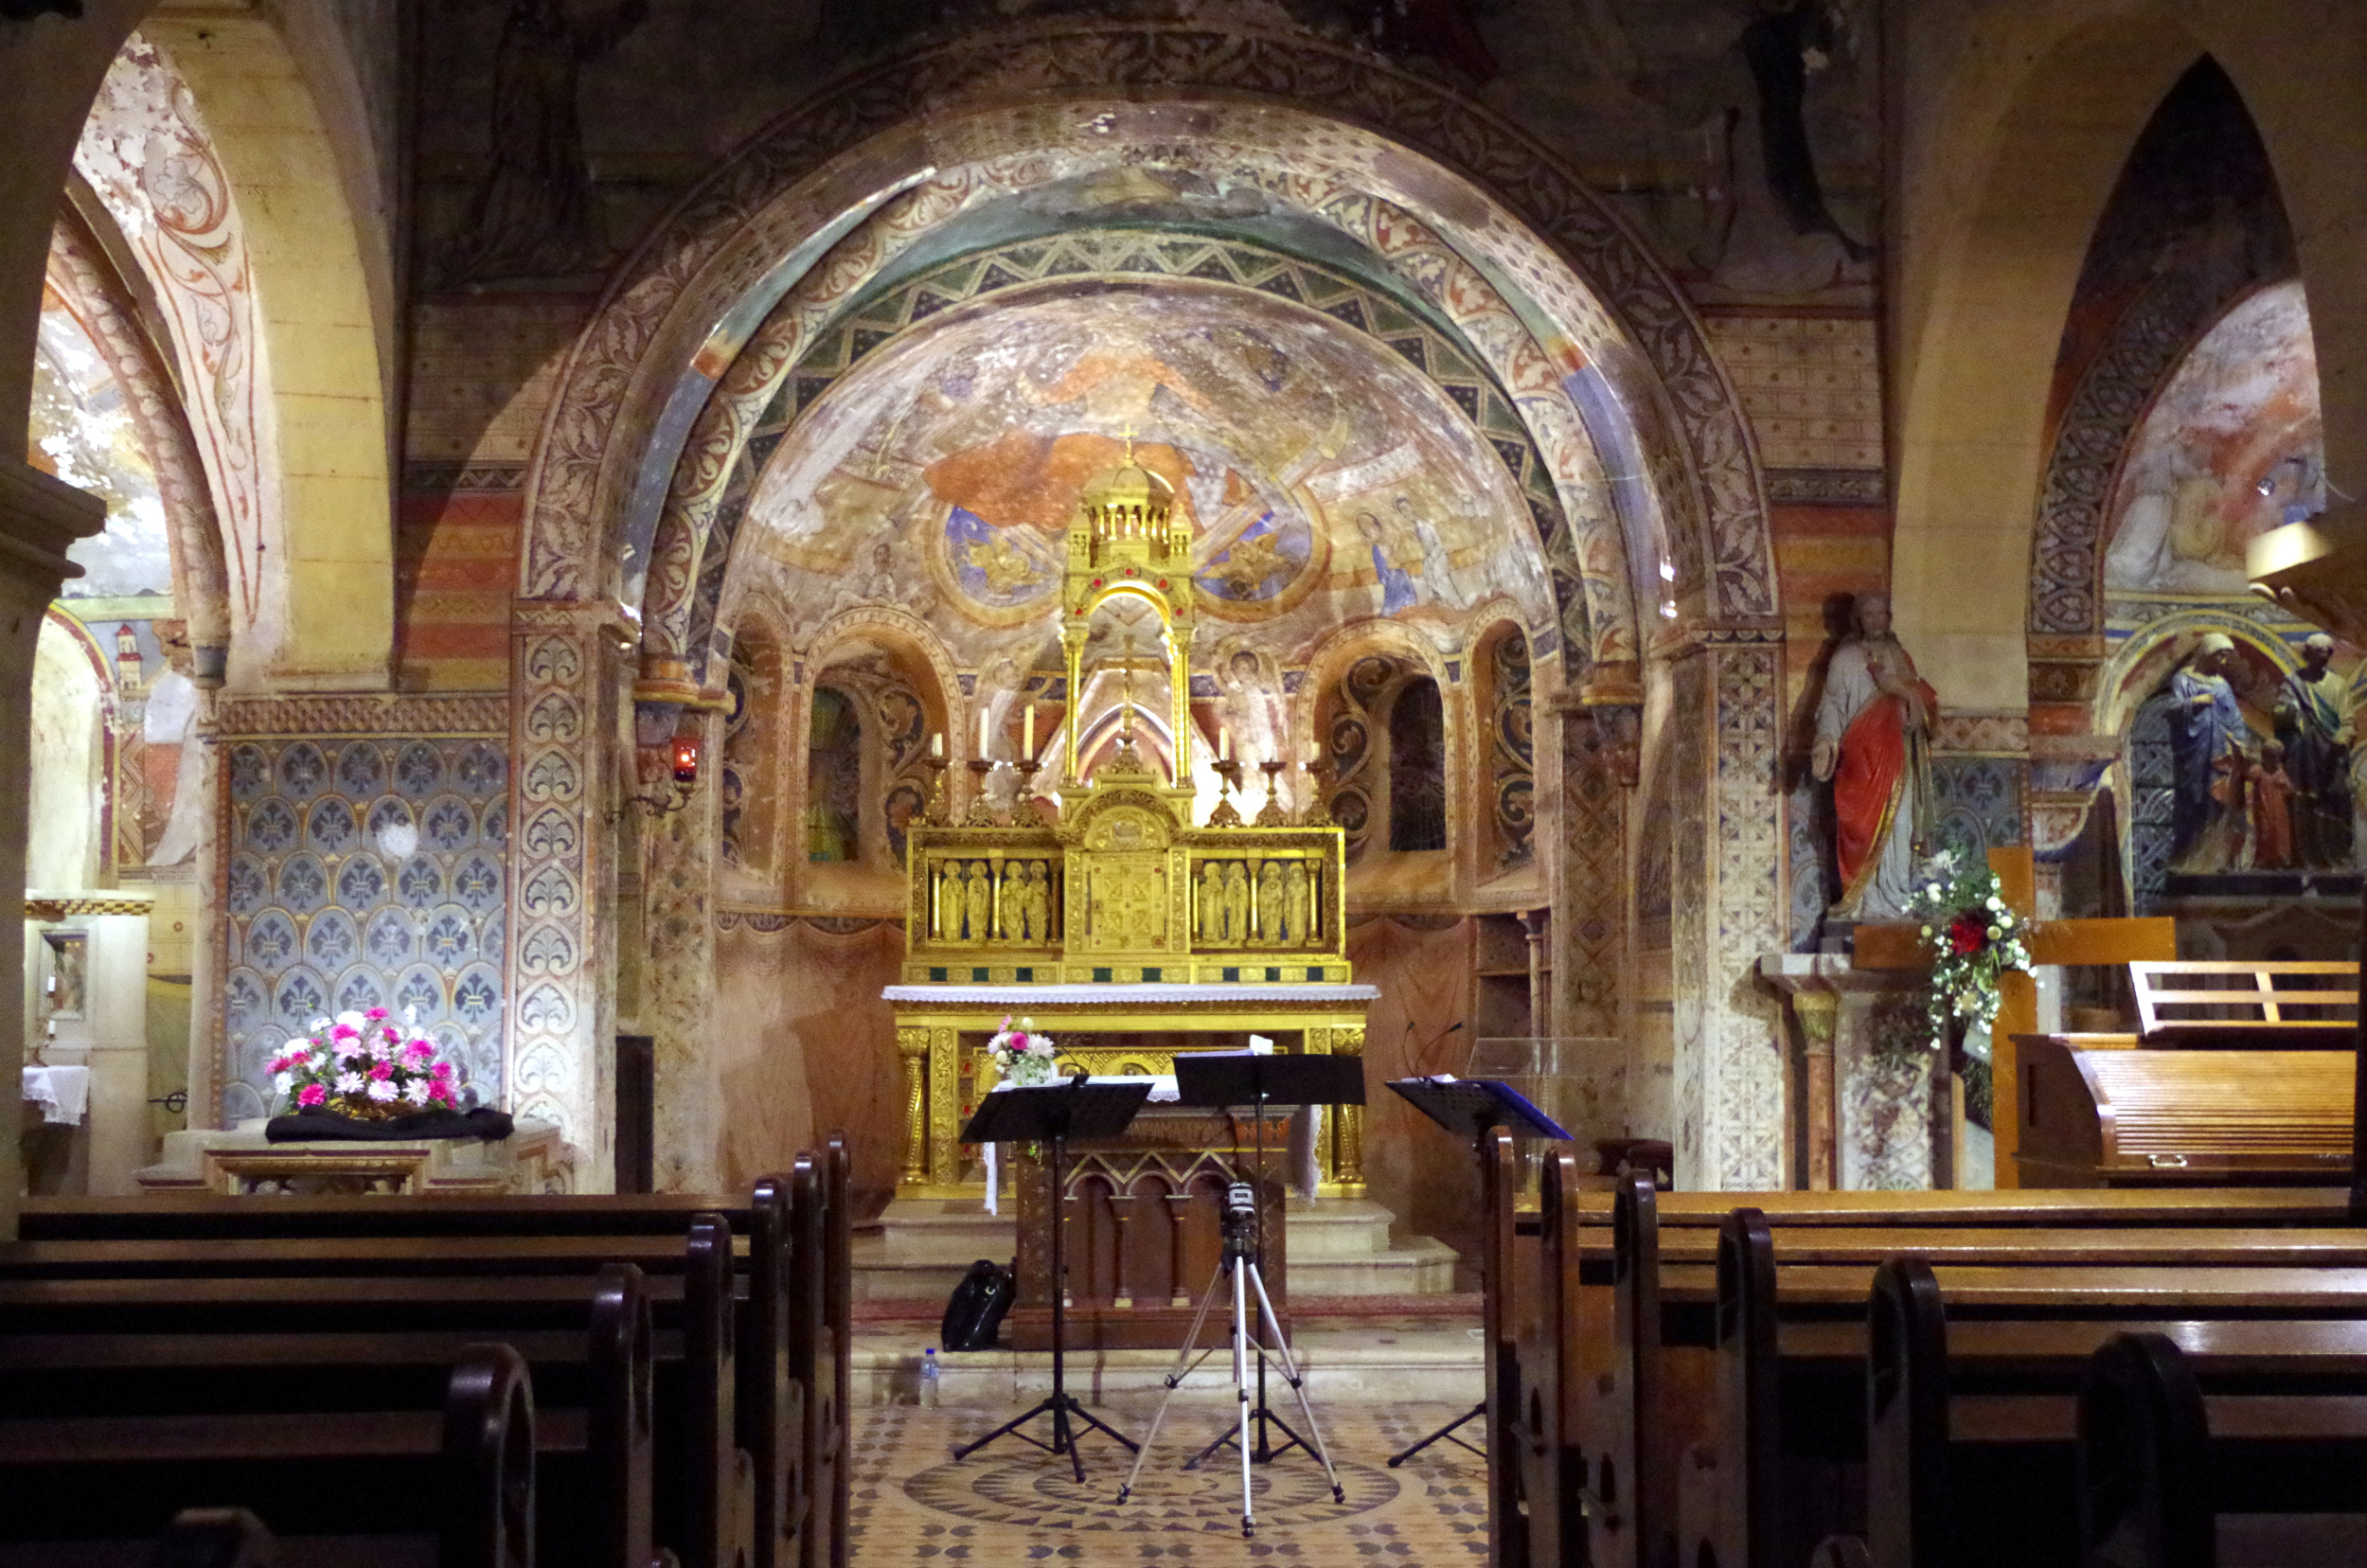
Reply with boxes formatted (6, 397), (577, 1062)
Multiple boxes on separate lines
(883, 446), (1373, 1202)
(884, 761), (1373, 1199)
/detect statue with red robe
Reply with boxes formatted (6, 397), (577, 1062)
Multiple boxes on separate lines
(1811, 592), (1937, 919)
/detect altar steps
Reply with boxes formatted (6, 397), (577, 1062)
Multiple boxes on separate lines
(848, 1300), (1485, 1406)
(853, 1196), (1460, 1303)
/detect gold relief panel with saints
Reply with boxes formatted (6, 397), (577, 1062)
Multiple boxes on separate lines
(919, 847), (1064, 948)
(899, 772), (1348, 982)
(1188, 850), (1327, 951)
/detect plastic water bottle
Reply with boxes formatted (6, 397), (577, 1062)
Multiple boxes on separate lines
(920, 1346), (940, 1409)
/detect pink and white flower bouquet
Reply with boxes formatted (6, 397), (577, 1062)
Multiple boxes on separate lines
(986, 1014), (1060, 1088)
(272, 1007), (463, 1121)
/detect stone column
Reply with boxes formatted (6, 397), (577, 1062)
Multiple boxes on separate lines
(1672, 635), (1789, 1190)
(642, 701), (723, 1193)
(1547, 696), (1639, 1149)
(507, 601), (619, 1187)
(0, 460), (106, 1237)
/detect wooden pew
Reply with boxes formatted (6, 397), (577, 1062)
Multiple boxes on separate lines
(0, 1205), (802, 1568)
(3, 1153), (854, 1568)
(1798, 1262), (2367, 1568)
(2076, 1330), (2367, 1568)
(0, 1318), (544, 1566)
(1540, 1178), (2367, 1568)
(1681, 1212), (2367, 1568)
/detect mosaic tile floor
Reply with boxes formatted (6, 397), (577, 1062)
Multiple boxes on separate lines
(848, 1399), (1490, 1564)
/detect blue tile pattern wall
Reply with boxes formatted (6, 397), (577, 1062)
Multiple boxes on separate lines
(221, 731), (508, 1121)
(1927, 756), (2026, 864)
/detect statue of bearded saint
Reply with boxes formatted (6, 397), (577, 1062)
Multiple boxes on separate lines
(1811, 592), (1938, 920)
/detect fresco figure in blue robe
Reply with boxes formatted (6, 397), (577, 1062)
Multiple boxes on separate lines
(2273, 633), (2356, 868)
(2167, 633), (2251, 874)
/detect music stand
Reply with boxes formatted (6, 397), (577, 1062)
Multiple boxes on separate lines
(1381, 1078), (1571, 1467)
(952, 1075), (1154, 1481)
(1172, 1051), (1364, 1470)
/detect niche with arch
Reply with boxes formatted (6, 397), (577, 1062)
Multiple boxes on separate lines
(789, 645), (942, 910)
(1323, 650), (1452, 869)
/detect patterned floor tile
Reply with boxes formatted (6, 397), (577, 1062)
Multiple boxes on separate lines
(849, 1400), (1490, 1564)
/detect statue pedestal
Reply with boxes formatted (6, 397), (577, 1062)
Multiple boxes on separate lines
(1759, 954), (1950, 1191)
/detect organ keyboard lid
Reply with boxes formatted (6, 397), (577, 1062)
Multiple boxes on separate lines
(2018, 1040), (2354, 1177)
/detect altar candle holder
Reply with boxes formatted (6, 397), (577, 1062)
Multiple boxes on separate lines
(1011, 756), (1045, 825)
(964, 757), (1002, 827)
(1299, 757), (1333, 827)
(1208, 757), (1246, 828)
(921, 756), (952, 826)
(1255, 758), (1290, 826)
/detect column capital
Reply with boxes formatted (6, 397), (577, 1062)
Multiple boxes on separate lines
(0, 458), (104, 584)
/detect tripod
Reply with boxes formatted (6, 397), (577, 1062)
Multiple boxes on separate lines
(952, 1077), (1149, 1482)
(1185, 1081), (1308, 1470)
(1116, 1185), (1343, 1537)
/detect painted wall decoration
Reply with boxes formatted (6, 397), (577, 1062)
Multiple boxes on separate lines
(703, 228), (1572, 694)
(2103, 282), (2321, 597)
(74, 34), (267, 627)
(220, 727), (509, 1123)
(1489, 631), (1536, 871)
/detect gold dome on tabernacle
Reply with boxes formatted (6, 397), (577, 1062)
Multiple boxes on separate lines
(1079, 447), (1174, 532)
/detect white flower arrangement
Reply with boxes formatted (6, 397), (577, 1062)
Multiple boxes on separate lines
(1904, 848), (2035, 1060)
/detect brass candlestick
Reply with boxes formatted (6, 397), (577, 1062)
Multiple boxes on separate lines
(964, 757), (1001, 827)
(1209, 757), (1245, 828)
(921, 756), (952, 825)
(1255, 758), (1289, 826)
(1011, 757), (1044, 825)
(1299, 757), (1333, 827)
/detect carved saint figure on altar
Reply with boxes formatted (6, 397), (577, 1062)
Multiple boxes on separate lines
(1223, 863), (1250, 940)
(1285, 861), (1311, 945)
(1024, 862), (1051, 941)
(1810, 592), (1937, 918)
(997, 862), (1025, 941)
(964, 860), (990, 942)
(1199, 862), (1226, 942)
(2168, 633), (2251, 874)
(1256, 860), (1285, 942)
(2273, 633), (2356, 867)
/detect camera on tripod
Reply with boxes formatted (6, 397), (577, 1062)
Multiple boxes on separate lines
(1220, 1181), (1257, 1252)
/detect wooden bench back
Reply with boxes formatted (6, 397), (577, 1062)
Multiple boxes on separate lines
(2130, 960), (2357, 1041)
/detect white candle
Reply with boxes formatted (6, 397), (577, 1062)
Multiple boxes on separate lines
(930, 732), (944, 759)
(1219, 726), (1230, 761)
(1023, 703), (1036, 759)
(978, 709), (990, 754)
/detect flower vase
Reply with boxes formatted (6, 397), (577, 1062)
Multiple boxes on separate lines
(1003, 1055), (1059, 1089)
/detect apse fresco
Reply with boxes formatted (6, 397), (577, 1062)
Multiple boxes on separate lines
(737, 283), (1556, 673)
(2104, 282), (2322, 597)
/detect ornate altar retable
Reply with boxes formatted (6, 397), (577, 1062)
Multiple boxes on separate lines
(881, 449), (1375, 1341)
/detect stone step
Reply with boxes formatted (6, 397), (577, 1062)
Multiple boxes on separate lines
(856, 1195), (1462, 1303)
(853, 1319), (1484, 1407)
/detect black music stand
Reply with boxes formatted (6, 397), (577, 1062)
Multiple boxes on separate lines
(1382, 1077), (1572, 1467)
(952, 1075), (1154, 1481)
(1172, 1050), (1365, 1469)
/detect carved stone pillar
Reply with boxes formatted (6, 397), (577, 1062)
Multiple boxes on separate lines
(1670, 636), (1788, 1190)
(897, 1026), (931, 1189)
(507, 601), (620, 1185)
(643, 700), (723, 1193)
(1548, 697), (1639, 1149)
(0, 461), (106, 1236)
(1330, 1025), (1365, 1196)
(1760, 954), (1941, 1190)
